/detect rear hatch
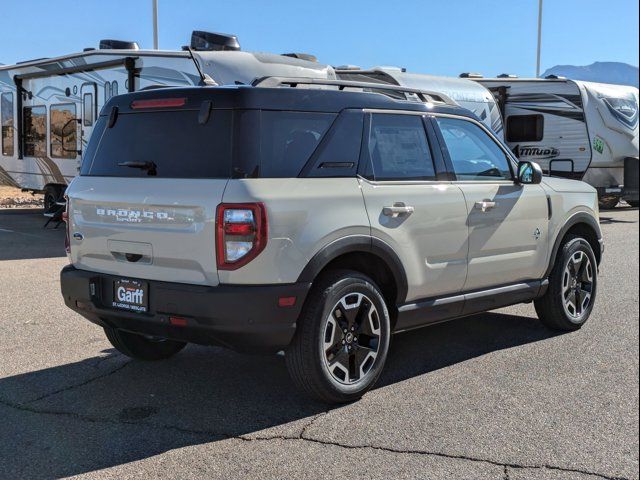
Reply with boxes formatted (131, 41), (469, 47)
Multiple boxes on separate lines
(68, 95), (233, 286)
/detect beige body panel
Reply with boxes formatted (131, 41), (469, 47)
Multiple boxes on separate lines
(358, 178), (469, 301)
(68, 176), (227, 286)
(542, 177), (601, 263)
(219, 178), (370, 285)
(456, 181), (550, 290)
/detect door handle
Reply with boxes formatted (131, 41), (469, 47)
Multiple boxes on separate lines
(382, 203), (415, 218)
(474, 200), (497, 212)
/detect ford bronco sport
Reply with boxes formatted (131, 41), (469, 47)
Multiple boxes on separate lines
(61, 79), (603, 404)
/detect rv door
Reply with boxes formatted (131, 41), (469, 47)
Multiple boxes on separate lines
(79, 82), (98, 171)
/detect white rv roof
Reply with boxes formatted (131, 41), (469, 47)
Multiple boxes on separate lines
(339, 68), (494, 104)
(0, 49), (190, 72)
(197, 50), (335, 85)
(0, 48), (335, 84)
(477, 77), (638, 94)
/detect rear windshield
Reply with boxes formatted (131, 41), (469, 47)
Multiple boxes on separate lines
(81, 110), (232, 178)
(81, 108), (336, 179)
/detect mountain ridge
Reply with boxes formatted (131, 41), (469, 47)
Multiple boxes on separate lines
(542, 61), (638, 87)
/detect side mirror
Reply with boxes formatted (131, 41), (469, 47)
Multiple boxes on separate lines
(517, 161), (543, 185)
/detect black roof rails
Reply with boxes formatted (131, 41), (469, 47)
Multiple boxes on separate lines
(252, 76), (457, 106)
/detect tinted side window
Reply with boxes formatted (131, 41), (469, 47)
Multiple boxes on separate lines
(305, 110), (364, 177)
(507, 114), (544, 142)
(82, 110), (232, 178)
(259, 111), (335, 177)
(436, 117), (512, 181)
(23, 106), (47, 157)
(1, 92), (14, 156)
(368, 114), (436, 181)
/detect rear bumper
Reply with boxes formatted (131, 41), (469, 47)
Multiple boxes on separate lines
(60, 265), (311, 353)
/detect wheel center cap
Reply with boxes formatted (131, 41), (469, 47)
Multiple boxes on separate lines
(345, 332), (354, 344)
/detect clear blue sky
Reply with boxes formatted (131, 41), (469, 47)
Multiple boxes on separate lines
(1, 0), (637, 77)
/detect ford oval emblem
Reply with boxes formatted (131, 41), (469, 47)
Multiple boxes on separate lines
(72, 232), (84, 241)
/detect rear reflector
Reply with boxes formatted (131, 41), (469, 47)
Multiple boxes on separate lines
(131, 98), (187, 109)
(278, 296), (297, 307)
(169, 316), (188, 327)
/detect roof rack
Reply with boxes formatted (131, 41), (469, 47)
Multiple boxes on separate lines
(251, 76), (457, 106)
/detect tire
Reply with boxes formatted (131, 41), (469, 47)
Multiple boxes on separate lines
(43, 185), (61, 213)
(534, 235), (598, 331)
(286, 270), (391, 404)
(104, 326), (186, 360)
(598, 196), (619, 210)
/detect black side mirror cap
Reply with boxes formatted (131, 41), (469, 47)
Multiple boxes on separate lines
(517, 161), (543, 184)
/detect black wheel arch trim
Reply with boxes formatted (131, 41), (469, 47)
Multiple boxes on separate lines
(545, 212), (602, 278)
(297, 235), (409, 304)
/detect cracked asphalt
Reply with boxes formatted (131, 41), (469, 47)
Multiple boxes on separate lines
(0, 207), (637, 480)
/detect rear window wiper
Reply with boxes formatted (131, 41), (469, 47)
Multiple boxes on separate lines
(117, 161), (157, 176)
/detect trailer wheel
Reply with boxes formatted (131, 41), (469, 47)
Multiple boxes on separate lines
(43, 185), (63, 212)
(598, 196), (619, 210)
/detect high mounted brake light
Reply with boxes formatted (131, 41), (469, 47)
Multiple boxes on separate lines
(130, 98), (187, 109)
(216, 203), (267, 270)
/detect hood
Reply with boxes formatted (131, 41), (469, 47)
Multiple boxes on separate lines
(542, 176), (597, 194)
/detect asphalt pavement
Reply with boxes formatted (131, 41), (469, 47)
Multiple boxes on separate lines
(0, 207), (637, 480)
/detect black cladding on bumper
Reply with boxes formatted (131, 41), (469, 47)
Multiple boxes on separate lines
(60, 265), (311, 353)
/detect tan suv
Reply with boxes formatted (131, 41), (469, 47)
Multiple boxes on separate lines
(61, 79), (603, 403)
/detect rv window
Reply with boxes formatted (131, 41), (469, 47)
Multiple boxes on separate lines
(366, 114), (436, 181)
(111, 81), (119, 96)
(50, 103), (77, 159)
(83, 93), (94, 126)
(436, 117), (512, 181)
(1, 93), (14, 156)
(104, 83), (112, 104)
(506, 115), (543, 142)
(23, 106), (47, 157)
(259, 111), (335, 177)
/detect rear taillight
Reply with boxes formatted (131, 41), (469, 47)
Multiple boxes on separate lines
(216, 203), (267, 270)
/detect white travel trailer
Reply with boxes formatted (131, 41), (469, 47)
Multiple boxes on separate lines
(335, 67), (504, 136)
(474, 76), (639, 208)
(0, 31), (335, 209)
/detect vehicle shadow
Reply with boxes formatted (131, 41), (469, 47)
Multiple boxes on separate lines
(0, 208), (66, 260)
(599, 215), (637, 224)
(0, 311), (558, 479)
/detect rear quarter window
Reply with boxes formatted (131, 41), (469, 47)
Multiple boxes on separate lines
(259, 111), (335, 177)
(82, 109), (232, 178)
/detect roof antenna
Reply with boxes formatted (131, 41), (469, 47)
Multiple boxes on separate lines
(185, 46), (218, 86)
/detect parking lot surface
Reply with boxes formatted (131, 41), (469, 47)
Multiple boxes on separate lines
(0, 207), (637, 480)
